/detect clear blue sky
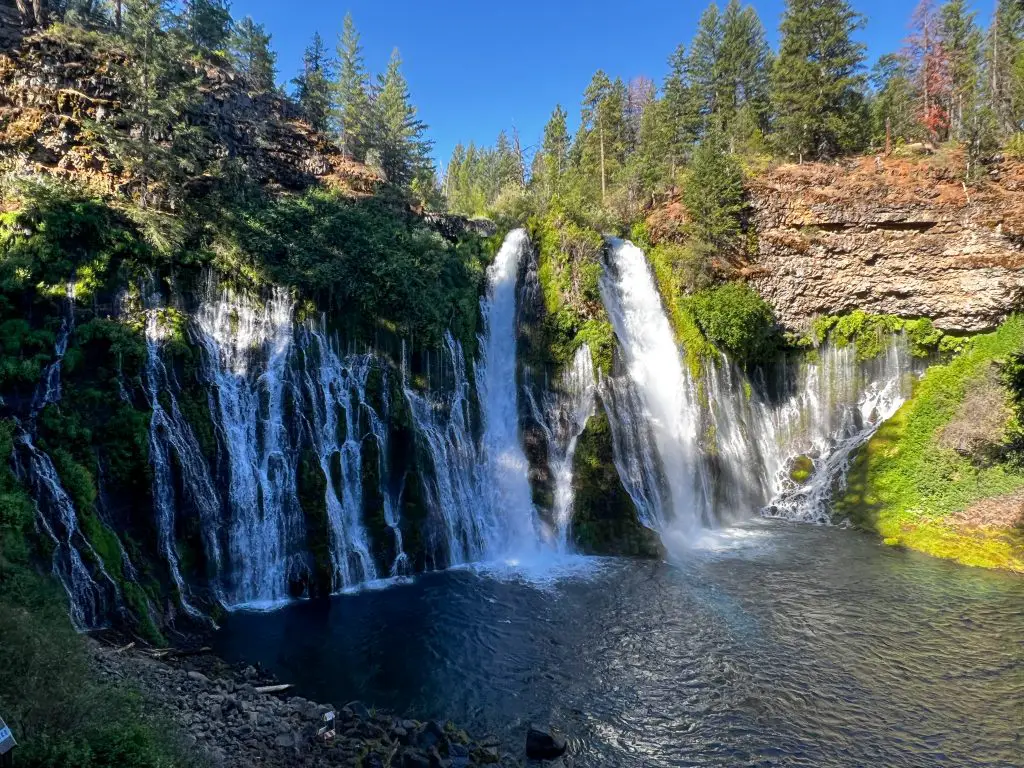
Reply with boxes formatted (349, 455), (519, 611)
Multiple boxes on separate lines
(228, 0), (991, 171)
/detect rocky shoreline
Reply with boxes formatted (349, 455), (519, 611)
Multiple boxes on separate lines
(90, 640), (532, 767)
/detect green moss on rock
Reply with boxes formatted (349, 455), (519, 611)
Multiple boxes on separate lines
(789, 455), (814, 484)
(834, 316), (1024, 571)
(297, 448), (333, 595)
(570, 402), (662, 557)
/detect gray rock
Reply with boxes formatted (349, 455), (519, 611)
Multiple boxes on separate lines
(346, 700), (371, 719)
(401, 749), (431, 768)
(274, 731), (296, 749)
(187, 670), (210, 684)
(525, 726), (567, 760)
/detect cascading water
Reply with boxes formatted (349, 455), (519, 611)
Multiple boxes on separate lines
(362, 367), (409, 576)
(475, 228), (544, 554)
(600, 239), (709, 540)
(193, 285), (304, 606)
(597, 239), (922, 547)
(298, 327), (382, 588)
(758, 338), (919, 523)
(15, 432), (117, 630)
(17, 290), (119, 629)
(525, 344), (597, 547)
(145, 299), (223, 615)
(404, 333), (489, 565)
(404, 229), (551, 566)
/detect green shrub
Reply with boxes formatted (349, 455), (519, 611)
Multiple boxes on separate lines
(682, 129), (746, 249)
(686, 282), (779, 366)
(812, 312), (966, 360)
(1005, 132), (1024, 160)
(211, 188), (487, 351)
(0, 572), (189, 768)
(528, 207), (613, 375)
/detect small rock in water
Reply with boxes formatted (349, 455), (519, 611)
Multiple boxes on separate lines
(525, 726), (567, 760)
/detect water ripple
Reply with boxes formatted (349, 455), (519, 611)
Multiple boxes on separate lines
(216, 521), (1024, 767)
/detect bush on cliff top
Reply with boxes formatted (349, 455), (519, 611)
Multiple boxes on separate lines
(686, 282), (780, 367)
(529, 208), (616, 375)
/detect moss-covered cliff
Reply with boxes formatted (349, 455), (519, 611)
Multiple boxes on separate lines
(835, 316), (1024, 571)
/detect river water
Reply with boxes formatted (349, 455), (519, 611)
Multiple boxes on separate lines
(215, 521), (1023, 767)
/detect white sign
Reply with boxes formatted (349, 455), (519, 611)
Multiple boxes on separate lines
(0, 717), (16, 755)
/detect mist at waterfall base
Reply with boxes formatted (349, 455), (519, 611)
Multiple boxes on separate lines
(215, 522), (1023, 767)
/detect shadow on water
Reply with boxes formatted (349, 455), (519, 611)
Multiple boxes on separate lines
(215, 520), (1024, 767)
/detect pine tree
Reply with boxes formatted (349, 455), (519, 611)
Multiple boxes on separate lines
(335, 12), (373, 159)
(183, 0), (232, 52)
(683, 129), (745, 248)
(577, 70), (626, 205)
(988, 0), (1024, 137)
(293, 33), (335, 135)
(869, 53), (918, 148)
(533, 104), (570, 202)
(718, 0), (772, 139)
(771, 0), (868, 160)
(631, 96), (675, 197)
(495, 129), (523, 190)
(373, 48), (433, 188)
(940, 0), (983, 140)
(663, 44), (701, 176)
(688, 4), (724, 127)
(108, 0), (201, 207)
(61, 0), (109, 28)
(230, 16), (277, 93)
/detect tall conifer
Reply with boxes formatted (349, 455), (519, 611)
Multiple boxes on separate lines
(771, 0), (868, 159)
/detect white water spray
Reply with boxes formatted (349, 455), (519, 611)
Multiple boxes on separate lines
(600, 239), (708, 540)
(475, 228), (543, 554)
(194, 286), (303, 606)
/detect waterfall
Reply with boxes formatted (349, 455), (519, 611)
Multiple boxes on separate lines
(597, 239), (921, 546)
(600, 239), (709, 540)
(404, 333), (487, 565)
(298, 327), (383, 589)
(193, 286), (304, 607)
(29, 287), (72, 418)
(404, 229), (551, 566)
(145, 303), (223, 615)
(476, 228), (543, 553)
(525, 344), (597, 547)
(759, 338), (918, 523)
(16, 291), (118, 630)
(15, 432), (117, 630)
(363, 366), (409, 576)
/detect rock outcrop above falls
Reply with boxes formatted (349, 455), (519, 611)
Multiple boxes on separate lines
(746, 156), (1024, 333)
(0, 29), (379, 197)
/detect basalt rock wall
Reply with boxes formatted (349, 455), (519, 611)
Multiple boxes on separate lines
(746, 156), (1024, 333)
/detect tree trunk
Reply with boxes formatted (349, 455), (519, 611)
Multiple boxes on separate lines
(14, 0), (32, 26)
(599, 122), (606, 205)
(32, 0), (46, 27)
(115, 0), (122, 31)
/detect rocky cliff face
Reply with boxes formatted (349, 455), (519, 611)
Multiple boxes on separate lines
(746, 156), (1024, 333)
(0, 29), (379, 197)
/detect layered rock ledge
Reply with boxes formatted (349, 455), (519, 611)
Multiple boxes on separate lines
(746, 156), (1024, 333)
